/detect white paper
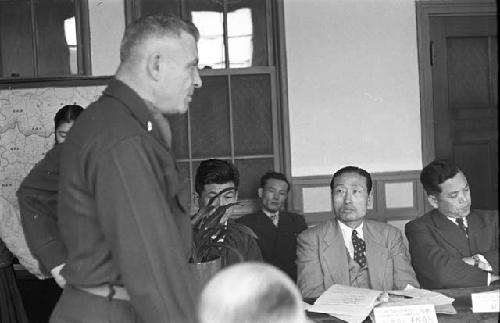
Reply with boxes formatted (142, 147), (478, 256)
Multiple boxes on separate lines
(378, 285), (456, 314)
(307, 285), (381, 323)
(373, 304), (438, 323)
(471, 289), (500, 313)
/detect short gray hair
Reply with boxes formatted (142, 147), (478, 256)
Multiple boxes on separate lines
(120, 14), (199, 63)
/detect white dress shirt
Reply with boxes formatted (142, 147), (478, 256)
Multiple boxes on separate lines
(338, 220), (364, 261)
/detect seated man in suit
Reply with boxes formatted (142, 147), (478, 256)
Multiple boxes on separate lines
(194, 159), (262, 266)
(297, 166), (419, 298)
(405, 159), (499, 289)
(237, 172), (307, 282)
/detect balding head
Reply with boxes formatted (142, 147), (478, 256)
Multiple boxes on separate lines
(198, 262), (307, 323)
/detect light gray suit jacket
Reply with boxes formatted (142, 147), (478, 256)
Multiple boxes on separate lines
(297, 219), (419, 298)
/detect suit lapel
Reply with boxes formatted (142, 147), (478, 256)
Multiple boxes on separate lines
(465, 210), (485, 253)
(322, 220), (350, 285)
(431, 210), (471, 256)
(364, 221), (389, 290)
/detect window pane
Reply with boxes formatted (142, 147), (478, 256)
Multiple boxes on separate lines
(187, 0), (225, 69)
(0, 0), (34, 77)
(140, 0), (180, 16)
(227, 0), (268, 67)
(190, 76), (231, 158)
(233, 75), (273, 155)
(168, 113), (189, 159)
(235, 158), (274, 199)
(35, 0), (77, 76)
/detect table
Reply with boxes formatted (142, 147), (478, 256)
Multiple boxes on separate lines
(305, 285), (499, 322)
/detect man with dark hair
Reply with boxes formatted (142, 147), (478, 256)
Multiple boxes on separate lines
(237, 171), (307, 282)
(405, 159), (499, 289)
(194, 159), (262, 266)
(297, 166), (419, 298)
(53, 15), (201, 323)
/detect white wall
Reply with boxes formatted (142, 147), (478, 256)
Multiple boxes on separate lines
(284, 0), (422, 176)
(89, 0), (125, 76)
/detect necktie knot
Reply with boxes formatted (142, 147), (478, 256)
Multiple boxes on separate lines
(269, 213), (279, 227)
(351, 229), (367, 268)
(456, 217), (468, 235)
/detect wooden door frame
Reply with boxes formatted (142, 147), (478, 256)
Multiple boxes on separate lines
(416, 0), (497, 166)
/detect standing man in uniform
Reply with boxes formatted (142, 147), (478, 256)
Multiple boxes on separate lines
(237, 171), (307, 282)
(51, 15), (202, 323)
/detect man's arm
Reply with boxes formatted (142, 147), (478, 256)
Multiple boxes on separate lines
(94, 138), (196, 323)
(387, 226), (420, 289)
(405, 220), (487, 288)
(16, 146), (66, 277)
(479, 210), (499, 273)
(296, 229), (325, 298)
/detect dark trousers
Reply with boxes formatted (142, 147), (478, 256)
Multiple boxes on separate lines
(50, 286), (139, 323)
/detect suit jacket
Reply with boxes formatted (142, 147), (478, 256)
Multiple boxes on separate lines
(297, 219), (419, 298)
(237, 210), (307, 281)
(405, 209), (499, 289)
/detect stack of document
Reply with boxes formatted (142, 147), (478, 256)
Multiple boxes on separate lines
(305, 284), (381, 323)
(378, 285), (456, 314)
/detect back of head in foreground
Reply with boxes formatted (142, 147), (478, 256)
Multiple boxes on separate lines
(198, 262), (309, 323)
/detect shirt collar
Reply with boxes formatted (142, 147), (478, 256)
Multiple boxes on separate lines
(337, 220), (364, 240)
(262, 209), (279, 219)
(446, 215), (468, 227)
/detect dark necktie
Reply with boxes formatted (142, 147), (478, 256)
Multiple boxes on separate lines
(352, 230), (367, 268)
(456, 217), (468, 236)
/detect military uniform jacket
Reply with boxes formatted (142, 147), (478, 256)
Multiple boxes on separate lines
(57, 79), (196, 323)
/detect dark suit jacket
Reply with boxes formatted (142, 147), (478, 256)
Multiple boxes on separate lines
(297, 219), (419, 298)
(405, 209), (499, 289)
(17, 144), (66, 275)
(237, 210), (307, 281)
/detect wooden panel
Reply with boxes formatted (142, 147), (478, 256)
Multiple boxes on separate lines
(234, 157), (274, 199)
(189, 76), (231, 158)
(232, 74), (273, 156)
(0, 0), (34, 78)
(454, 143), (497, 209)
(448, 37), (490, 107)
(168, 113), (189, 159)
(291, 171), (426, 226)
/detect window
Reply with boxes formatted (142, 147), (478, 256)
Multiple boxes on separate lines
(0, 0), (83, 78)
(133, 0), (284, 213)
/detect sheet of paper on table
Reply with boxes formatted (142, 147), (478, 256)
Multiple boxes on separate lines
(378, 285), (456, 314)
(306, 284), (382, 323)
(471, 289), (500, 313)
(372, 304), (438, 323)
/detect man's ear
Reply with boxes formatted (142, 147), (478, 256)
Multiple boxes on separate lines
(427, 195), (439, 209)
(257, 187), (263, 199)
(146, 52), (162, 81)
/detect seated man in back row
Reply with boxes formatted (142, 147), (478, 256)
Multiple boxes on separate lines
(237, 171), (307, 282)
(405, 159), (498, 289)
(297, 166), (419, 298)
(194, 159), (262, 266)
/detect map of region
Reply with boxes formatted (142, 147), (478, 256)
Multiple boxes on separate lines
(0, 86), (105, 212)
